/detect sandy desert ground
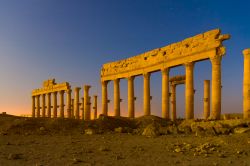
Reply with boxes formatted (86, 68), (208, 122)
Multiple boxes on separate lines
(0, 114), (250, 166)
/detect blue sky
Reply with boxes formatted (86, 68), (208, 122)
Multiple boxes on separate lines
(0, 0), (249, 117)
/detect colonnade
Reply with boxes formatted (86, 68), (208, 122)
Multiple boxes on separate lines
(32, 84), (97, 120)
(101, 57), (221, 120)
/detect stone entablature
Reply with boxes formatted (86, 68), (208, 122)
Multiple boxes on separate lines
(101, 29), (229, 81)
(170, 75), (186, 85)
(32, 79), (70, 96)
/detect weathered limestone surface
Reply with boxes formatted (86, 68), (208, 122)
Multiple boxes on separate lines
(162, 68), (169, 119)
(128, 76), (135, 118)
(101, 29), (229, 81)
(74, 87), (81, 119)
(93, 95), (98, 119)
(243, 49), (250, 119)
(84, 85), (91, 120)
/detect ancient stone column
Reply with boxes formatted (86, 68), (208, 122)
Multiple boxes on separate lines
(162, 68), (170, 119)
(32, 96), (35, 118)
(66, 89), (72, 118)
(185, 62), (194, 119)
(102, 81), (108, 115)
(210, 56), (222, 119)
(84, 85), (91, 120)
(128, 76), (135, 118)
(59, 90), (65, 118)
(203, 80), (210, 119)
(71, 99), (74, 118)
(114, 79), (120, 117)
(41, 94), (46, 117)
(243, 49), (250, 119)
(81, 97), (84, 120)
(36, 95), (40, 118)
(93, 95), (98, 119)
(74, 87), (81, 119)
(143, 73), (151, 116)
(53, 92), (58, 118)
(47, 93), (51, 118)
(171, 84), (176, 120)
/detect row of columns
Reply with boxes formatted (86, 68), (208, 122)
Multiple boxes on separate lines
(32, 86), (97, 120)
(102, 56), (222, 120)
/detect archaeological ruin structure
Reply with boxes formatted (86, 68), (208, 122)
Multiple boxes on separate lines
(101, 29), (230, 120)
(31, 79), (96, 120)
(243, 49), (250, 119)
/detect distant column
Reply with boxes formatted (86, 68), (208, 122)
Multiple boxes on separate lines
(185, 62), (194, 119)
(128, 76), (135, 118)
(243, 49), (250, 119)
(59, 90), (65, 118)
(114, 79), (120, 117)
(171, 84), (176, 121)
(47, 93), (51, 118)
(203, 80), (210, 119)
(41, 94), (46, 118)
(210, 56), (222, 119)
(66, 89), (72, 118)
(93, 95), (98, 119)
(32, 96), (35, 118)
(36, 95), (40, 118)
(143, 73), (151, 115)
(71, 99), (74, 118)
(53, 92), (58, 118)
(162, 68), (170, 119)
(84, 85), (91, 120)
(74, 87), (81, 119)
(81, 97), (84, 120)
(102, 81), (108, 115)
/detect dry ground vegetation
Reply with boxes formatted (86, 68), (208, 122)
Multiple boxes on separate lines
(0, 114), (250, 166)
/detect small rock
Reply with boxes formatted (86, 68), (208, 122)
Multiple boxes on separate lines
(114, 127), (124, 133)
(8, 153), (22, 160)
(98, 146), (109, 152)
(234, 127), (250, 134)
(174, 147), (182, 153)
(39, 127), (45, 131)
(85, 128), (95, 135)
(142, 123), (160, 137)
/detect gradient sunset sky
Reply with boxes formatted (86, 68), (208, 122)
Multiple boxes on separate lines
(0, 0), (249, 117)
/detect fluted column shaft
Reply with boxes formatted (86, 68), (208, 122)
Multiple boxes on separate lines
(47, 93), (51, 118)
(185, 62), (194, 119)
(204, 80), (210, 119)
(71, 99), (74, 118)
(171, 84), (176, 120)
(243, 49), (250, 119)
(114, 79), (120, 117)
(66, 89), (72, 118)
(74, 87), (81, 119)
(84, 85), (91, 120)
(59, 90), (65, 118)
(128, 76), (135, 118)
(81, 97), (84, 120)
(102, 81), (108, 115)
(32, 96), (35, 117)
(53, 92), (58, 118)
(36, 95), (40, 118)
(93, 95), (98, 119)
(143, 73), (151, 115)
(210, 56), (221, 119)
(41, 94), (46, 117)
(162, 68), (170, 119)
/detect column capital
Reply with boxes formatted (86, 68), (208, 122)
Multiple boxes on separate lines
(210, 55), (221, 65)
(143, 72), (151, 79)
(67, 89), (72, 93)
(59, 90), (65, 94)
(53, 91), (58, 95)
(84, 85), (91, 91)
(161, 68), (169, 73)
(74, 87), (81, 91)
(184, 62), (195, 68)
(127, 76), (135, 81)
(113, 78), (120, 83)
(101, 80), (109, 86)
(243, 48), (250, 56)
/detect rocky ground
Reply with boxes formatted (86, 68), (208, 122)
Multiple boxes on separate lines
(0, 114), (250, 166)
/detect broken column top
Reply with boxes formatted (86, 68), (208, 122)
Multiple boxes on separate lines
(243, 49), (250, 55)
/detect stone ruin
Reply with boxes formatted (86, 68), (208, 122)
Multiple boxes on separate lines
(31, 79), (98, 120)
